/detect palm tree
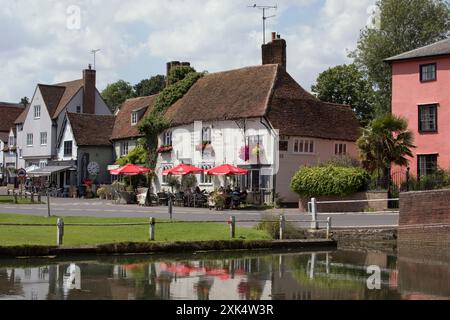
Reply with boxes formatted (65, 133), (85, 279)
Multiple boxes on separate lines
(357, 114), (415, 188)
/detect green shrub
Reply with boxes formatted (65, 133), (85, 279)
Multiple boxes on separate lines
(290, 165), (370, 197)
(254, 215), (303, 239)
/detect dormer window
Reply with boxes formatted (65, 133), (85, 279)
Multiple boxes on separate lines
(131, 112), (138, 126)
(9, 136), (14, 147)
(34, 105), (41, 119)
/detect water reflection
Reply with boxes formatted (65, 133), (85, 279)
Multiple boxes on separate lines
(0, 248), (448, 300)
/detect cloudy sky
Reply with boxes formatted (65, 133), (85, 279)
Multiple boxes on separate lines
(0, 0), (376, 102)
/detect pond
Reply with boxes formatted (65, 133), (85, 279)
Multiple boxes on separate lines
(0, 248), (448, 300)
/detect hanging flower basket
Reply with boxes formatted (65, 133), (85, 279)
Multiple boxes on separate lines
(158, 145), (173, 154)
(252, 145), (263, 157)
(239, 146), (250, 161)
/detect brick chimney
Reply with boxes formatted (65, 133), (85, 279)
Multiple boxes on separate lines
(83, 64), (96, 114)
(262, 32), (287, 69)
(166, 61), (191, 85)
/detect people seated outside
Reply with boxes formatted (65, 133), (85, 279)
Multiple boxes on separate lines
(240, 189), (248, 204)
(225, 185), (233, 208)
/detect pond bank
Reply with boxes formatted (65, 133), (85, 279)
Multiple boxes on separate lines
(0, 239), (337, 258)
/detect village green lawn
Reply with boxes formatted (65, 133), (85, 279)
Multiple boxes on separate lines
(0, 214), (270, 247)
(0, 196), (39, 205)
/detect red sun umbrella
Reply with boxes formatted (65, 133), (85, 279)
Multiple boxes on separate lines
(162, 164), (204, 176)
(110, 164), (152, 176)
(205, 164), (248, 176)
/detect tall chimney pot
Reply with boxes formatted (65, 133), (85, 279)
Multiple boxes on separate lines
(262, 32), (287, 70)
(83, 67), (96, 114)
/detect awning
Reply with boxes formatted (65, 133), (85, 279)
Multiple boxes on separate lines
(27, 166), (74, 177)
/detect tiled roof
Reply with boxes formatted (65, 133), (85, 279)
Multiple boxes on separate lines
(268, 99), (361, 141)
(67, 113), (115, 146)
(52, 79), (84, 118)
(0, 104), (25, 133)
(111, 95), (159, 140)
(165, 64), (360, 141)
(14, 104), (30, 124)
(0, 132), (9, 143)
(385, 38), (450, 62)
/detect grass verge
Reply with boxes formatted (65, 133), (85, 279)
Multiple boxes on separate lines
(0, 214), (270, 247)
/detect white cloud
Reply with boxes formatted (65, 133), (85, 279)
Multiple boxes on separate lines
(0, 0), (375, 102)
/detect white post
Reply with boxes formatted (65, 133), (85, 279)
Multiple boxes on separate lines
(149, 217), (155, 241)
(309, 253), (316, 279)
(47, 193), (51, 217)
(279, 215), (286, 240)
(327, 217), (332, 239)
(311, 198), (318, 230)
(57, 218), (64, 246)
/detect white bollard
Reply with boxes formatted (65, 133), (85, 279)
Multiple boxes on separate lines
(57, 218), (64, 246)
(327, 217), (332, 239)
(311, 198), (318, 230)
(279, 215), (286, 240)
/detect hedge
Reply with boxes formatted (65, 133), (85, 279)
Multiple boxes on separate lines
(290, 165), (370, 197)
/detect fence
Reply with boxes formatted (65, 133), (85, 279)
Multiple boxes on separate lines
(0, 193), (43, 204)
(0, 215), (333, 246)
(308, 197), (400, 218)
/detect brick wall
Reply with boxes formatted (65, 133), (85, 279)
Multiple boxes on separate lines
(398, 189), (450, 246)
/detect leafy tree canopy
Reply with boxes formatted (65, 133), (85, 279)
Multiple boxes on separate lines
(351, 0), (449, 115)
(311, 64), (376, 125)
(134, 75), (166, 97)
(101, 80), (134, 113)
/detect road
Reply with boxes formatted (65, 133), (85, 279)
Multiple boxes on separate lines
(0, 197), (399, 228)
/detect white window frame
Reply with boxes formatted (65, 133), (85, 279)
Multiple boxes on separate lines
(199, 164), (213, 185)
(164, 131), (173, 146)
(40, 132), (48, 146)
(202, 127), (212, 143)
(19, 149), (22, 159)
(9, 136), (14, 147)
(26, 134), (33, 147)
(293, 139), (315, 154)
(335, 143), (347, 155)
(120, 141), (129, 156)
(39, 160), (47, 169)
(131, 112), (138, 126)
(161, 164), (174, 185)
(34, 105), (41, 119)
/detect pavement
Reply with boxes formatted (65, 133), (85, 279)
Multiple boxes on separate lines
(0, 194), (399, 228)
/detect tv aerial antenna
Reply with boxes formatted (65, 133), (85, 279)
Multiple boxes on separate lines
(90, 49), (101, 70)
(248, 4), (278, 44)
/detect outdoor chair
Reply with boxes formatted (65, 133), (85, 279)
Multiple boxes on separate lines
(136, 188), (149, 206)
(157, 192), (169, 206)
(174, 192), (185, 207)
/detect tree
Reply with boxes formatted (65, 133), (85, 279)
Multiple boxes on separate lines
(167, 65), (196, 85)
(20, 97), (29, 107)
(351, 0), (449, 115)
(134, 75), (166, 97)
(101, 80), (134, 112)
(311, 64), (376, 125)
(357, 114), (415, 187)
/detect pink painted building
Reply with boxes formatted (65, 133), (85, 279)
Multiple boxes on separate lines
(386, 38), (450, 177)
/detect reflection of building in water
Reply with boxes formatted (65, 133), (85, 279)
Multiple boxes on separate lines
(271, 252), (401, 300)
(1, 250), (448, 300)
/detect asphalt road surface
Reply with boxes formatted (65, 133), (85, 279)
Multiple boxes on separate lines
(0, 197), (399, 228)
